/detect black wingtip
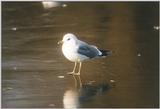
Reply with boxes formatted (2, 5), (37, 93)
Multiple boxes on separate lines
(100, 49), (112, 56)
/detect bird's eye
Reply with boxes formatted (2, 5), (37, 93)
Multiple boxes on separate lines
(67, 38), (70, 41)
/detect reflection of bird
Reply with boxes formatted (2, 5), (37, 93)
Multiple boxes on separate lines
(63, 75), (110, 109)
(63, 90), (79, 109)
(58, 33), (111, 75)
(41, 1), (60, 9)
(79, 83), (110, 102)
(63, 75), (81, 109)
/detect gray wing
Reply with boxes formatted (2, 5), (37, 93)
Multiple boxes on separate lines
(77, 43), (100, 58)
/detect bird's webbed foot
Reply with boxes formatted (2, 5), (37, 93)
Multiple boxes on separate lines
(73, 73), (80, 76)
(67, 72), (76, 75)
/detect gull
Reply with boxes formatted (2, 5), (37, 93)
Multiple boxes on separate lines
(58, 33), (111, 75)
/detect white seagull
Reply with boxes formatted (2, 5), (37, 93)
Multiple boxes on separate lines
(58, 33), (111, 75)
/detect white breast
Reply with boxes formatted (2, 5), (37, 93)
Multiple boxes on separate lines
(62, 42), (78, 62)
(62, 42), (88, 62)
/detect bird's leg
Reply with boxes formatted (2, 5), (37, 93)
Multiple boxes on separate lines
(67, 62), (77, 75)
(74, 62), (82, 76)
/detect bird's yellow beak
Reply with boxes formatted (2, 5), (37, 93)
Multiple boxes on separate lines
(58, 40), (63, 44)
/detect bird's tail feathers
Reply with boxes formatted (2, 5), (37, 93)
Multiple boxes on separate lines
(99, 49), (112, 57)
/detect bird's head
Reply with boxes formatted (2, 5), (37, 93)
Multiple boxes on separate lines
(58, 33), (78, 44)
